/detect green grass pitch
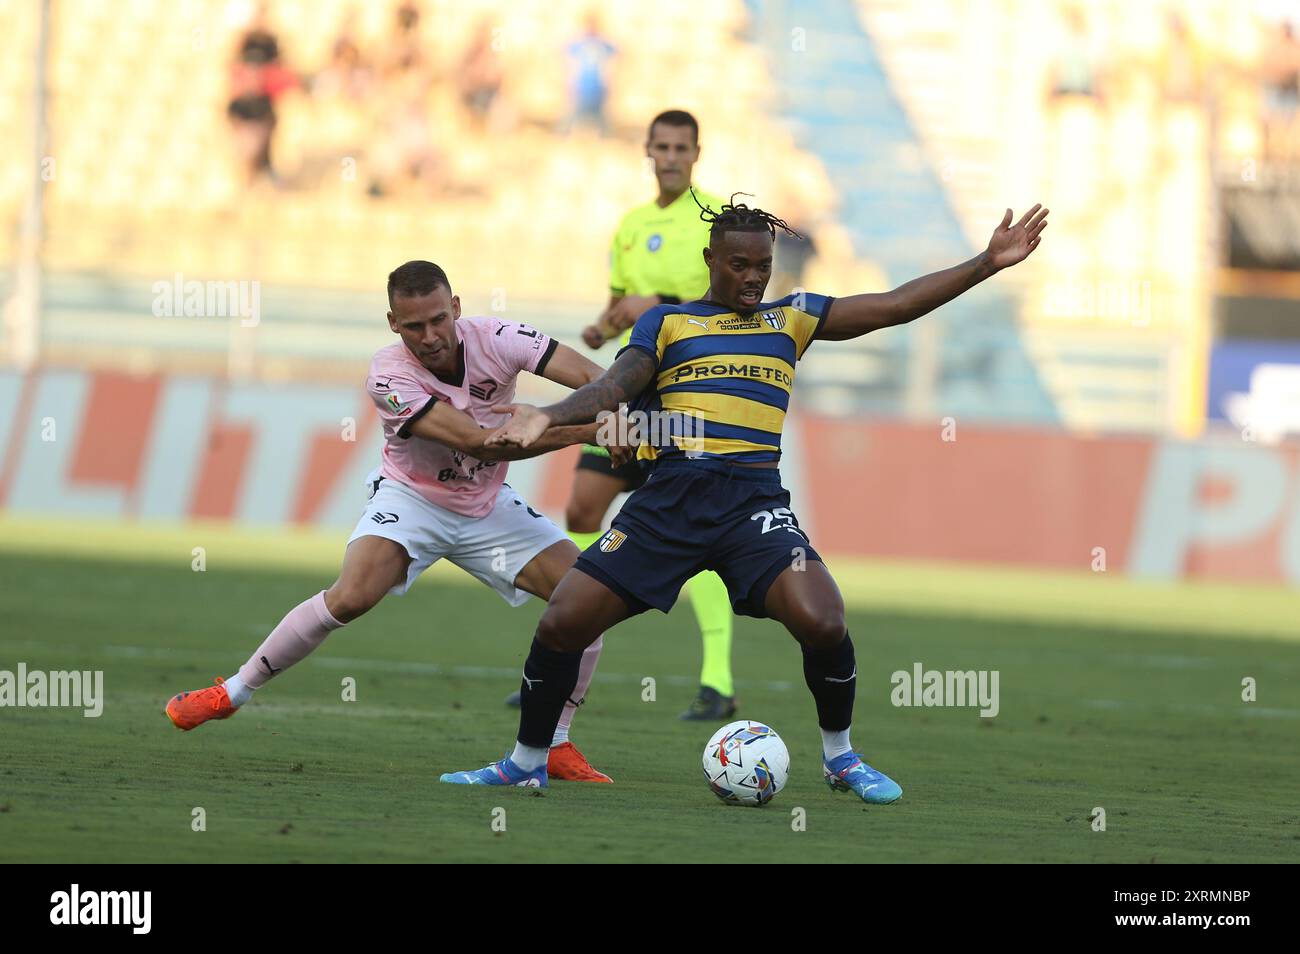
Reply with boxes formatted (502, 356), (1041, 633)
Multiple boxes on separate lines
(1, 517), (1297, 863)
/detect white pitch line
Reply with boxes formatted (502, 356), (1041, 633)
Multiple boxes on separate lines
(41, 642), (800, 693)
(1084, 698), (1300, 719)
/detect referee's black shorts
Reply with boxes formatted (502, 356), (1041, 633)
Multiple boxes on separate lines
(574, 443), (648, 490)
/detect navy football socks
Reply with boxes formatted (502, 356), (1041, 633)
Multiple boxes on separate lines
(517, 636), (583, 749)
(802, 631), (857, 731)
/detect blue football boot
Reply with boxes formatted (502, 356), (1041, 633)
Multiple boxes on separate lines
(823, 752), (902, 804)
(440, 756), (547, 788)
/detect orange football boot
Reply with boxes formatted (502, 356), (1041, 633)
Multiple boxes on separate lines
(547, 741), (613, 783)
(166, 676), (237, 730)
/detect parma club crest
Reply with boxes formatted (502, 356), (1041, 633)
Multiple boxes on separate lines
(598, 529), (627, 552)
(762, 309), (786, 330)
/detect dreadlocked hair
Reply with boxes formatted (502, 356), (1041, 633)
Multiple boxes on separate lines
(692, 189), (803, 241)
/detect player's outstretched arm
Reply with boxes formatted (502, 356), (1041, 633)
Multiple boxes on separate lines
(403, 399), (599, 463)
(476, 423), (603, 462)
(487, 347), (657, 448)
(818, 205), (1049, 341)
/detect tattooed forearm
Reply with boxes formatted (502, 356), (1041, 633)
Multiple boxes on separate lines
(477, 424), (600, 462)
(539, 348), (656, 427)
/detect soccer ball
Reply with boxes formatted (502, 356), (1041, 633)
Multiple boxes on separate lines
(702, 720), (790, 807)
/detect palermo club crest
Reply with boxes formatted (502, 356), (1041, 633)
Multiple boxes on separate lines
(762, 310), (786, 330)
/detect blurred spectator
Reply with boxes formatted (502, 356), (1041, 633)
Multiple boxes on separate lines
(367, 1), (444, 197)
(384, 1), (427, 77)
(459, 18), (504, 129)
(1048, 8), (1101, 100)
(1261, 20), (1300, 158)
(565, 14), (617, 135)
(313, 12), (372, 102)
(300, 12), (373, 184)
(227, 5), (297, 185)
(1158, 13), (1207, 104)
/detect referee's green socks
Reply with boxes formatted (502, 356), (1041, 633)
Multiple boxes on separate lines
(687, 571), (734, 697)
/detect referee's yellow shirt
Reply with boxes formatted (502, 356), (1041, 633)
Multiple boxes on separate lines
(609, 188), (721, 345)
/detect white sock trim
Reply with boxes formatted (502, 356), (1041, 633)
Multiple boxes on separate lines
(510, 742), (549, 772)
(224, 673), (254, 708)
(821, 728), (852, 761)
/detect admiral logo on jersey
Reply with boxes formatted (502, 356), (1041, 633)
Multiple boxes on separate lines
(717, 315), (762, 330)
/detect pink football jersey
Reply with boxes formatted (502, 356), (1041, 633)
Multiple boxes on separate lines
(365, 315), (556, 517)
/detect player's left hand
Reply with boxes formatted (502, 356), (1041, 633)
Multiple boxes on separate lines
(608, 443), (635, 468)
(604, 404), (635, 467)
(985, 204), (1049, 271)
(487, 403), (551, 447)
(609, 295), (660, 331)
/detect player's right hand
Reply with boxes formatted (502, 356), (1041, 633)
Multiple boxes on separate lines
(581, 324), (606, 349)
(487, 403), (551, 447)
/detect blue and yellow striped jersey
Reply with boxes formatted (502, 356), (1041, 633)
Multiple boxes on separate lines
(618, 292), (835, 463)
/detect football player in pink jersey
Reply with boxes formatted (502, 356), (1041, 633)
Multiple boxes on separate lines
(165, 261), (619, 782)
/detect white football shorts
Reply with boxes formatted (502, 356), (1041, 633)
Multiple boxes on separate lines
(347, 470), (569, 605)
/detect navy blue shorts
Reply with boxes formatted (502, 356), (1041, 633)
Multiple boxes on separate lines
(573, 458), (823, 619)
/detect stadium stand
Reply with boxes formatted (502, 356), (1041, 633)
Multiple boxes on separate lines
(1, 1), (834, 377)
(3, 0), (1298, 434)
